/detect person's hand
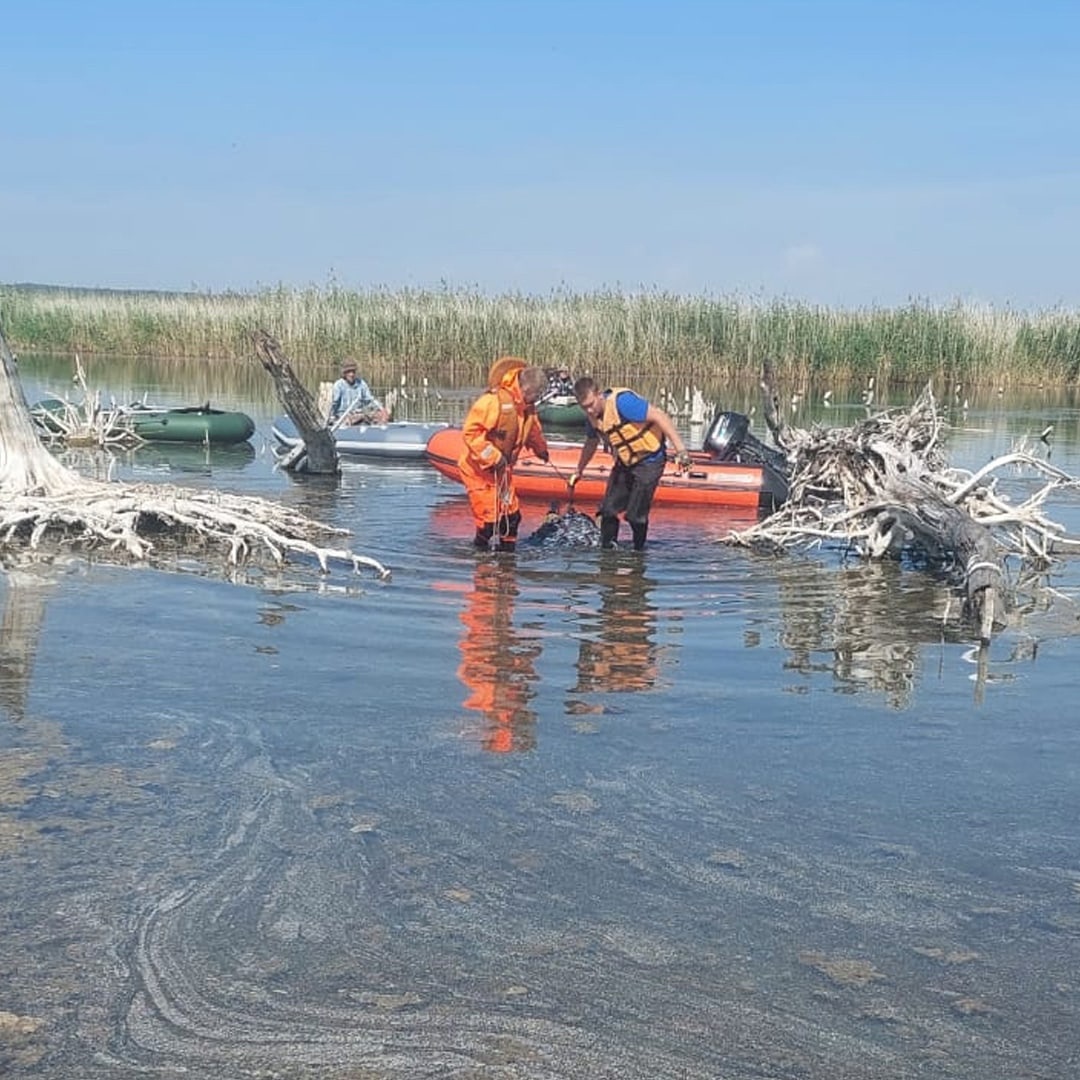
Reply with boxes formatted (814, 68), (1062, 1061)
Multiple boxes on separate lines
(567, 472), (580, 491)
(675, 450), (692, 471)
(488, 451), (505, 470)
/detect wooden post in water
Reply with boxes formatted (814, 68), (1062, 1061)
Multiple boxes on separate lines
(253, 329), (339, 474)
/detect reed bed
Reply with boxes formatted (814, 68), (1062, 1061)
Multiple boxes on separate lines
(3, 284), (1080, 387)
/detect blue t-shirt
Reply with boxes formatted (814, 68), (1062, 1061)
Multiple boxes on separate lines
(587, 390), (666, 462)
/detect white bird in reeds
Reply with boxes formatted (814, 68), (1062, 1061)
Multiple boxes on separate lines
(790, 391), (803, 413)
(399, 373), (409, 401)
(1039, 424), (1054, 445)
(822, 389), (833, 407)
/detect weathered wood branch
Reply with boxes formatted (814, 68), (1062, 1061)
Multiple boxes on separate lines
(759, 358), (791, 450)
(870, 476), (1006, 642)
(253, 329), (339, 474)
(731, 367), (1080, 644)
(0, 324), (388, 581)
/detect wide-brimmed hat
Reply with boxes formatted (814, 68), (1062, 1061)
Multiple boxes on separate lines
(341, 360), (357, 374)
(488, 355), (526, 388)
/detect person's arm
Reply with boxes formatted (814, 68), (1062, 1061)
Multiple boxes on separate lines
(462, 395), (503, 468)
(644, 404), (692, 466)
(525, 420), (549, 461)
(329, 381), (344, 418)
(569, 432), (600, 487)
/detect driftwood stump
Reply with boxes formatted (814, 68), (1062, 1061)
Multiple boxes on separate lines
(253, 329), (339, 474)
(869, 476), (1006, 642)
(0, 324), (387, 579)
(731, 362), (1080, 645)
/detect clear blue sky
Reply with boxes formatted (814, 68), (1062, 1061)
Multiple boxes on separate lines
(3, 0), (1078, 308)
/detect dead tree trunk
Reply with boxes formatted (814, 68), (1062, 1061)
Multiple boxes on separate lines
(252, 329), (339, 475)
(0, 324), (387, 578)
(759, 358), (792, 450)
(869, 477), (1006, 644)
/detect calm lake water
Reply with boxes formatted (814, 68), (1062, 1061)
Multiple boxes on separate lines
(3, 355), (1080, 1078)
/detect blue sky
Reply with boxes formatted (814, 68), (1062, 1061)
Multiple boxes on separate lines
(3, 0), (1078, 308)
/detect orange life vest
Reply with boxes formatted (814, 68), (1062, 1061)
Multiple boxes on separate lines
(599, 388), (663, 466)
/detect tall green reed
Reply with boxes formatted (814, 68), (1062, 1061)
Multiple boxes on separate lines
(3, 284), (1079, 387)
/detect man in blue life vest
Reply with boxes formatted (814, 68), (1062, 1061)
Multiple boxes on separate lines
(567, 377), (692, 550)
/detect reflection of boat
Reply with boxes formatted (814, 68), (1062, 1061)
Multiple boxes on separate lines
(122, 403), (255, 444)
(426, 423), (789, 510)
(31, 398), (255, 445)
(125, 440), (257, 474)
(271, 415), (450, 460)
(537, 395), (584, 429)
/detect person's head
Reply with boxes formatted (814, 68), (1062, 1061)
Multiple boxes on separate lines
(573, 376), (604, 420)
(518, 365), (548, 406)
(341, 360), (358, 382)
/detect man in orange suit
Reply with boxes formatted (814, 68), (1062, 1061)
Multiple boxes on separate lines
(459, 357), (550, 552)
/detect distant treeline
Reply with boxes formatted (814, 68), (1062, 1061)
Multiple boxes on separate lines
(3, 282), (1080, 386)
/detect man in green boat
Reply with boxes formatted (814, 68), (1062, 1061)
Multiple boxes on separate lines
(545, 365), (574, 398)
(330, 360), (389, 425)
(568, 377), (692, 551)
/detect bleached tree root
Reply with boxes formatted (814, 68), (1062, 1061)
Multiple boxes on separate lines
(731, 371), (1080, 644)
(0, 481), (390, 579)
(1, 326), (389, 583)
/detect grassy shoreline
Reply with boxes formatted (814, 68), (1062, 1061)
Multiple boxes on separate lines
(3, 283), (1079, 386)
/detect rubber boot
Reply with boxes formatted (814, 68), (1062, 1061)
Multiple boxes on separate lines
(497, 510), (521, 553)
(600, 516), (620, 549)
(473, 523), (494, 550)
(630, 521), (648, 551)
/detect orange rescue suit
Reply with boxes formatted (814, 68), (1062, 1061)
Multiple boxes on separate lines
(458, 368), (549, 529)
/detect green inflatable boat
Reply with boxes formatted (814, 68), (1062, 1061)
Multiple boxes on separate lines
(121, 403), (255, 445)
(31, 399), (255, 445)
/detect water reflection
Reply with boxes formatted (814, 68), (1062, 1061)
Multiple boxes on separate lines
(51, 441), (259, 485)
(774, 558), (957, 707)
(0, 570), (48, 721)
(456, 559), (540, 753)
(573, 556), (661, 694)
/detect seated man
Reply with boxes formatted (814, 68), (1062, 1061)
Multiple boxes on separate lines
(545, 365), (574, 398)
(329, 360), (389, 425)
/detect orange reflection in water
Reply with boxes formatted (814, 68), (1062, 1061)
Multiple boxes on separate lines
(453, 559), (541, 753)
(574, 560), (660, 693)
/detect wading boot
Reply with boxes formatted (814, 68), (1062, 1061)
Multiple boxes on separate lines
(630, 521), (648, 551)
(473, 523), (495, 550)
(600, 516), (620, 549)
(496, 509), (521, 553)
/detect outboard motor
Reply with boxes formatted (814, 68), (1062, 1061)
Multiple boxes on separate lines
(703, 410), (751, 461)
(702, 409), (789, 475)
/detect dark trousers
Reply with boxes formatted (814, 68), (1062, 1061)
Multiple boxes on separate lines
(598, 456), (665, 550)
